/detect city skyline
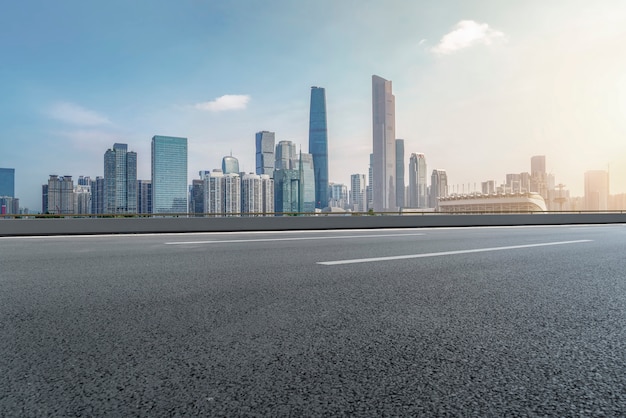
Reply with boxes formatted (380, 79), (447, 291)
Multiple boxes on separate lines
(3, 1), (626, 209)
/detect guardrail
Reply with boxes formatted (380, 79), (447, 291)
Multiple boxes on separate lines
(1, 211), (626, 237)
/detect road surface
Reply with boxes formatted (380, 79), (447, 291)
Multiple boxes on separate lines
(1, 225), (625, 416)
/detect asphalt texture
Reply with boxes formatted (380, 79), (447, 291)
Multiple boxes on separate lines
(1, 225), (626, 416)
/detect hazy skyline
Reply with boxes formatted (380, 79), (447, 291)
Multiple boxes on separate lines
(2, 0), (626, 209)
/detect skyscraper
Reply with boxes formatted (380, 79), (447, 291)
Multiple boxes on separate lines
(90, 176), (105, 214)
(367, 153), (373, 210)
(242, 173), (263, 215)
(222, 155), (240, 174)
(137, 180), (152, 214)
(204, 170), (224, 215)
(274, 168), (300, 214)
(151, 135), (188, 214)
(104, 143), (137, 214)
(350, 174), (367, 212)
(45, 175), (74, 214)
(408, 153), (427, 208)
(299, 152), (316, 212)
(223, 173), (241, 215)
(0, 168), (15, 197)
(395, 139), (405, 208)
(256, 131), (275, 178)
(309, 86), (329, 209)
(430, 169), (448, 209)
(275, 140), (297, 170)
(372, 75), (396, 211)
(530, 155), (547, 197)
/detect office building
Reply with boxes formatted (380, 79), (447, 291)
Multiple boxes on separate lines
(0, 168), (15, 198)
(137, 180), (152, 214)
(299, 152), (316, 212)
(151, 135), (188, 214)
(222, 155), (240, 175)
(104, 143), (137, 214)
(309, 86), (329, 209)
(395, 139), (405, 208)
(190, 179), (205, 215)
(372, 75), (396, 211)
(242, 173), (263, 215)
(430, 169), (448, 209)
(350, 174), (367, 212)
(584, 170), (609, 211)
(275, 140), (297, 170)
(329, 183), (349, 209)
(255, 131), (275, 178)
(274, 169), (300, 213)
(367, 153), (373, 210)
(45, 175), (74, 214)
(408, 153), (427, 208)
(90, 177), (105, 214)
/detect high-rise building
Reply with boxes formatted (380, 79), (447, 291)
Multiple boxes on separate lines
(0, 196), (19, 215)
(584, 170), (609, 211)
(275, 140), (297, 170)
(151, 135), (188, 214)
(255, 131), (276, 178)
(242, 173), (263, 215)
(0, 168), (15, 198)
(372, 75), (396, 211)
(408, 153), (427, 208)
(90, 176), (105, 214)
(223, 173), (241, 215)
(329, 183), (349, 209)
(45, 175), (74, 214)
(481, 180), (496, 195)
(430, 169), (448, 209)
(204, 170), (224, 215)
(104, 143), (137, 214)
(190, 179), (205, 215)
(530, 155), (547, 197)
(309, 86), (329, 209)
(299, 152), (316, 212)
(274, 169), (300, 214)
(395, 139), (405, 208)
(137, 180), (152, 214)
(261, 174), (274, 214)
(350, 174), (367, 212)
(73, 185), (91, 215)
(222, 155), (240, 175)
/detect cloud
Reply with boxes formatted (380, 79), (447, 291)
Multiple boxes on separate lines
(48, 102), (111, 126)
(194, 94), (251, 112)
(432, 20), (506, 55)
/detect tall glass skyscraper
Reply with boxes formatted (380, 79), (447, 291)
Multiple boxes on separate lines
(222, 155), (240, 174)
(275, 140), (297, 170)
(255, 131), (275, 178)
(372, 75), (396, 212)
(409, 153), (427, 208)
(430, 169), (448, 209)
(0, 168), (15, 197)
(104, 143), (137, 214)
(151, 135), (188, 214)
(308, 86), (329, 209)
(299, 152), (316, 213)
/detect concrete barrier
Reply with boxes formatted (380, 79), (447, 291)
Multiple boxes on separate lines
(1, 213), (625, 237)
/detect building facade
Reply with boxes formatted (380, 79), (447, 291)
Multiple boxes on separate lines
(395, 139), (405, 208)
(222, 155), (240, 175)
(309, 86), (329, 209)
(350, 174), (367, 212)
(137, 180), (152, 214)
(151, 135), (188, 214)
(430, 169), (448, 209)
(0, 168), (15, 198)
(299, 152), (316, 213)
(255, 131), (275, 178)
(104, 143), (137, 214)
(45, 175), (74, 214)
(408, 153), (427, 208)
(275, 140), (297, 170)
(372, 75), (396, 211)
(274, 169), (300, 213)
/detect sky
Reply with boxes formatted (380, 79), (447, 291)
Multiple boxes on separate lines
(2, 0), (626, 210)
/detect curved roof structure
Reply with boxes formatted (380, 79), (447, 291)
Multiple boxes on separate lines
(438, 192), (547, 213)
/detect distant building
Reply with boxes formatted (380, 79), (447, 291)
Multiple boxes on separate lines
(372, 75), (396, 211)
(584, 170), (609, 211)
(104, 143), (137, 214)
(329, 183), (349, 209)
(223, 173), (241, 215)
(45, 175), (74, 214)
(408, 153), (427, 208)
(190, 179), (205, 215)
(137, 180), (152, 214)
(309, 86), (329, 209)
(261, 174), (274, 214)
(274, 169), (300, 214)
(255, 131), (275, 178)
(73, 185), (91, 215)
(222, 155), (240, 175)
(367, 153), (373, 210)
(0, 196), (19, 215)
(90, 177), (105, 214)
(299, 152), (316, 212)
(275, 140), (297, 170)
(151, 135), (188, 214)
(430, 169), (448, 209)
(350, 174), (367, 212)
(204, 170), (224, 215)
(439, 192), (547, 213)
(0, 168), (15, 198)
(242, 173), (263, 215)
(530, 155), (548, 199)
(395, 139), (405, 208)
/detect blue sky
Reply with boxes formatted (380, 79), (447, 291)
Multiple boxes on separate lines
(2, 0), (626, 209)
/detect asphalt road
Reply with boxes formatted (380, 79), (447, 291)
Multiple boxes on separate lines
(1, 225), (625, 416)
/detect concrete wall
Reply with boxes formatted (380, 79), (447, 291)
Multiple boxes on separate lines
(1, 213), (625, 237)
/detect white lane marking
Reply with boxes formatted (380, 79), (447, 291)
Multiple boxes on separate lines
(317, 240), (593, 266)
(164, 233), (425, 245)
